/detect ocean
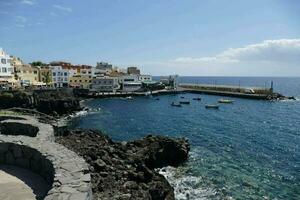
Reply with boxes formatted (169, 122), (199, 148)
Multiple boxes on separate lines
(70, 77), (300, 200)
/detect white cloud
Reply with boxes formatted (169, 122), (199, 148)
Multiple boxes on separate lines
(140, 39), (300, 76)
(53, 4), (72, 13)
(15, 16), (27, 23)
(172, 39), (300, 64)
(20, 0), (36, 5)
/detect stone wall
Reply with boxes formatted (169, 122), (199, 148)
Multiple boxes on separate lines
(0, 142), (53, 198)
(0, 122), (39, 137)
(0, 114), (92, 200)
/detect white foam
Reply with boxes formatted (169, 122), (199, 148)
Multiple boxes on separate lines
(68, 110), (88, 118)
(158, 166), (218, 200)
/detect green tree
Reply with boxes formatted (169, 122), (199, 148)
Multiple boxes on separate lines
(43, 71), (51, 86)
(31, 61), (46, 66)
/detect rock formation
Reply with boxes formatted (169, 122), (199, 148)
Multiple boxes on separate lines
(56, 129), (190, 200)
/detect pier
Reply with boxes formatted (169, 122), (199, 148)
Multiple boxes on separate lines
(178, 83), (282, 100)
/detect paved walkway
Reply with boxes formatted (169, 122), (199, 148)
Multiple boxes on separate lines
(0, 165), (50, 200)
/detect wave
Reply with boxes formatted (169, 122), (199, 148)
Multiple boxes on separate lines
(158, 166), (219, 200)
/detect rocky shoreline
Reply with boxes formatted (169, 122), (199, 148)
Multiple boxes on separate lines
(56, 129), (190, 200)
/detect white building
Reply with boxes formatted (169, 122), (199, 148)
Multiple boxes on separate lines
(0, 48), (15, 88)
(91, 76), (119, 92)
(50, 66), (70, 88)
(118, 75), (142, 92)
(95, 62), (113, 76)
(138, 75), (152, 82)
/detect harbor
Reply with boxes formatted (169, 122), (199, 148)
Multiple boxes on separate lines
(77, 82), (292, 101)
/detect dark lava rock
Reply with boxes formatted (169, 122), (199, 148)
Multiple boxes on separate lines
(56, 130), (190, 200)
(0, 89), (81, 115)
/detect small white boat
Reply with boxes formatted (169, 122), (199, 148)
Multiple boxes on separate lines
(218, 99), (234, 104)
(126, 96), (133, 100)
(171, 102), (182, 107)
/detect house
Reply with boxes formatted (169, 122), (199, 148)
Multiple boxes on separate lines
(69, 75), (93, 89)
(95, 62), (113, 75)
(50, 66), (70, 88)
(90, 76), (119, 92)
(118, 75), (142, 92)
(0, 48), (16, 88)
(14, 64), (40, 86)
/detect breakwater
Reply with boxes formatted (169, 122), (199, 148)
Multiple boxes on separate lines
(179, 83), (286, 100)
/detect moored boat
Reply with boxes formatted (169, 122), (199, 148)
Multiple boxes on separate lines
(205, 104), (219, 109)
(171, 102), (182, 107)
(179, 101), (190, 104)
(193, 97), (201, 101)
(218, 99), (234, 103)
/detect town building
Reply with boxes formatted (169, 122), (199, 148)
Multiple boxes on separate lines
(69, 75), (93, 89)
(95, 62), (113, 75)
(0, 48), (16, 88)
(10, 56), (23, 67)
(138, 75), (152, 82)
(90, 76), (119, 92)
(118, 75), (142, 92)
(127, 66), (140, 75)
(14, 65), (40, 86)
(50, 66), (70, 88)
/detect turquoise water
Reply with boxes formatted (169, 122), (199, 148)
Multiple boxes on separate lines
(71, 77), (300, 200)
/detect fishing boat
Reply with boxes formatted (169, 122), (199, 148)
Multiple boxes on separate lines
(180, 96), (185, 98)
(126, 96), (133, 100)
(193, 97), (202, 101)
(179, 101), (190, 104)
(218, 99), (234, 103)
(205, 104), (219, 109)
(171, 102), (182, 107)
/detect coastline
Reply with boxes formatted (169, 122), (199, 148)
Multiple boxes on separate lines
(56, 129), (190, 200)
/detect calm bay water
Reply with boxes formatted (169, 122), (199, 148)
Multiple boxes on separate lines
(70, 77), (300, 200)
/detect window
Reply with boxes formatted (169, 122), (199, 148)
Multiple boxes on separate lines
(2, 67), (7, 73)
(1, 59), (6, 64)
(64, 72), (68, 76)
(53, 72), (56, 76)
(34, 71), (37, 74)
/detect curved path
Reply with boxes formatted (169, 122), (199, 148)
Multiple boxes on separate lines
(0, 114), (92, 200)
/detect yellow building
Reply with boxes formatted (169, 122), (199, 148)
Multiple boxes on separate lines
(14, 65), (40, 86)
(69, 75), (92, 89)
(10, 56), (23, 67)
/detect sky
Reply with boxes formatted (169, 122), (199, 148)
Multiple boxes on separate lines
(0, 0), (300, 76)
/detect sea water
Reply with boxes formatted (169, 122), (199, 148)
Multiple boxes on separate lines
(70, 77), (300, 200)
